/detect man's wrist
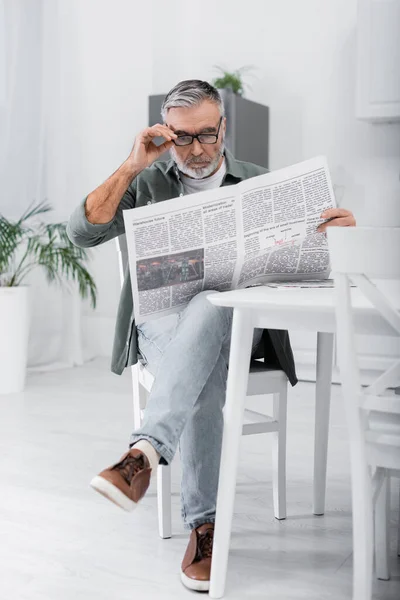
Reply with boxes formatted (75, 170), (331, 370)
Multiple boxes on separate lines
(123, 158), (143, 180)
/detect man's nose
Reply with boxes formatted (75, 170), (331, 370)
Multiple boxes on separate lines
(190, 138), (203, 156)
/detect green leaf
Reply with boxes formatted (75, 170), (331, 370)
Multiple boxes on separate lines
(17, 199), (52, 225)
(0, 201), (97, 308)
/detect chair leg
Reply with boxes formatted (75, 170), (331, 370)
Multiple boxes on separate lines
(131, 366), (146, 429)
(350, 453), (374, 600)
(272, 388), (287, 520)
(398, 481), (400, 557)
(313, 332), (334, 515)
(375, 475), (390, 580)
(157, 464), (172, 539)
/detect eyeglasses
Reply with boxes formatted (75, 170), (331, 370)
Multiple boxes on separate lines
(171, 117), (223, 147)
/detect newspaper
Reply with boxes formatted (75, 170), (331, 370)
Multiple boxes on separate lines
(122, 155), (336, 324)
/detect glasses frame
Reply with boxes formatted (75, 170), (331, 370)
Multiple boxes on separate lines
(171, 116), (223, 147)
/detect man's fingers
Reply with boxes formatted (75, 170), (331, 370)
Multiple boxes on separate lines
(318, 207), (356, 231)
(153, 125), (177, 139)
(320, 207), (352, 219)
(141, 129), (167, 142)
(317, 216), (355, 232)
(141, 125), (177, 142)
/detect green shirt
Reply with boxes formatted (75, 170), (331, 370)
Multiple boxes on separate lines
(66, 149), (298, 386)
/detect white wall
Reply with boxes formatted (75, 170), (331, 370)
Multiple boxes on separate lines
(151, 0), (400, 223)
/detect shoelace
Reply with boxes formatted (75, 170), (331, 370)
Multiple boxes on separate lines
(197, 528), (214, 560)
(112, 453), (145, 484)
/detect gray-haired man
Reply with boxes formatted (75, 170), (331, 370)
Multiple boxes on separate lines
(67, 80), (355, 591)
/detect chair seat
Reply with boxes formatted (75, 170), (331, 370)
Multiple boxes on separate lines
(362, 393), (400, 415)
(137, 358), (287, 415)
(138, 358), (285, 393)
(250, 358), (283, 373)
(247, 359), (287, 396)
(366, 430), (400, 447)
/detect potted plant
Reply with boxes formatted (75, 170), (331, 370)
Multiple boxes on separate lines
(211, 65), (255, 97)
(209, 65), (269, 168)
(0, 200), (97, 394)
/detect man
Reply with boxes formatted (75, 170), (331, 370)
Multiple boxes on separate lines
(66, 80), (356, 592)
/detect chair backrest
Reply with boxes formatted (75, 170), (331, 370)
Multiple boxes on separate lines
(115, 235), (149, 425)
(115, 235), (129, 289)
(327, 227), (400, 458)
(328, 227), (400, 281)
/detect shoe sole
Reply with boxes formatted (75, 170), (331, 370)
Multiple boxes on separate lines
(90, 475), (137, 512)
(180, 570), (210, 592)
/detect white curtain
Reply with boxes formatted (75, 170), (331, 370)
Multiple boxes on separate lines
(1, 0), (85, 372)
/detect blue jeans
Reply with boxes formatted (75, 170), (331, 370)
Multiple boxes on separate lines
(129, 290), (263, 530)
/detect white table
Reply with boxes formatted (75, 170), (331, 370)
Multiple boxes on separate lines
(207, 284), (398, 598)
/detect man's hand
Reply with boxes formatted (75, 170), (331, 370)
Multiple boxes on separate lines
(317, 208), (356, 233)
(127, 124), (178, 172)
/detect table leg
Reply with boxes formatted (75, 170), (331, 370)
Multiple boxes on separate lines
(209, 308), (254, 599)
(313, 332), (334, 515)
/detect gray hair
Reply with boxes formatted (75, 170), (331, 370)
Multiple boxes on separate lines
(161, 79), (225, 122)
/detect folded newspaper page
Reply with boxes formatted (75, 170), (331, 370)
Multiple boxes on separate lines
(122, 155), (336, 324)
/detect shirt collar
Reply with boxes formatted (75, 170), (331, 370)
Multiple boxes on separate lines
(165, 148), (244, 182)
(223, 148), (244, 180)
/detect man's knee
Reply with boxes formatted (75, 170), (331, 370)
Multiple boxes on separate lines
(188, 290), (219, 307)
(186, 290), (232, 327)
(188, 290), (225, 314)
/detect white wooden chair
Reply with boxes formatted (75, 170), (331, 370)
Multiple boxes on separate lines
(328, 226), (400, 600)
(116, 234), (289, 539)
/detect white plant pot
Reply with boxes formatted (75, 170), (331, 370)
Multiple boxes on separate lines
(0, 286), (30, 394)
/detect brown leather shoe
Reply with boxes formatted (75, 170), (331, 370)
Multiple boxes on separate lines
(181, 523), (214, 592)
(90, 448), (151, 512)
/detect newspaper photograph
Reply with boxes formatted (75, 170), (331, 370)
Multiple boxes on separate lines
(122, 155), (336, 324)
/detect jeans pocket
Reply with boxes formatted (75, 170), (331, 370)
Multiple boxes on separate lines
(137, 331), (151, 366)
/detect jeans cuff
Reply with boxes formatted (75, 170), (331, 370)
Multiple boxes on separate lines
(129, 433), (173, 465)
(184, 517), (216, 531)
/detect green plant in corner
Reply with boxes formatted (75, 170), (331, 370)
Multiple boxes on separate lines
(0, 200), (97, 308)
(211, 65), (255, 96)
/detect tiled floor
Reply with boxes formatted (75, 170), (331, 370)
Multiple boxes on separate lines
(1, 357), (399, 599)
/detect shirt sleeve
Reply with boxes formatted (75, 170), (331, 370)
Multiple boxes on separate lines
(66, 181), (136, 248)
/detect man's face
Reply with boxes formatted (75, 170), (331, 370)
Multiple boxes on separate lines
(165, 100), (226, 179)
